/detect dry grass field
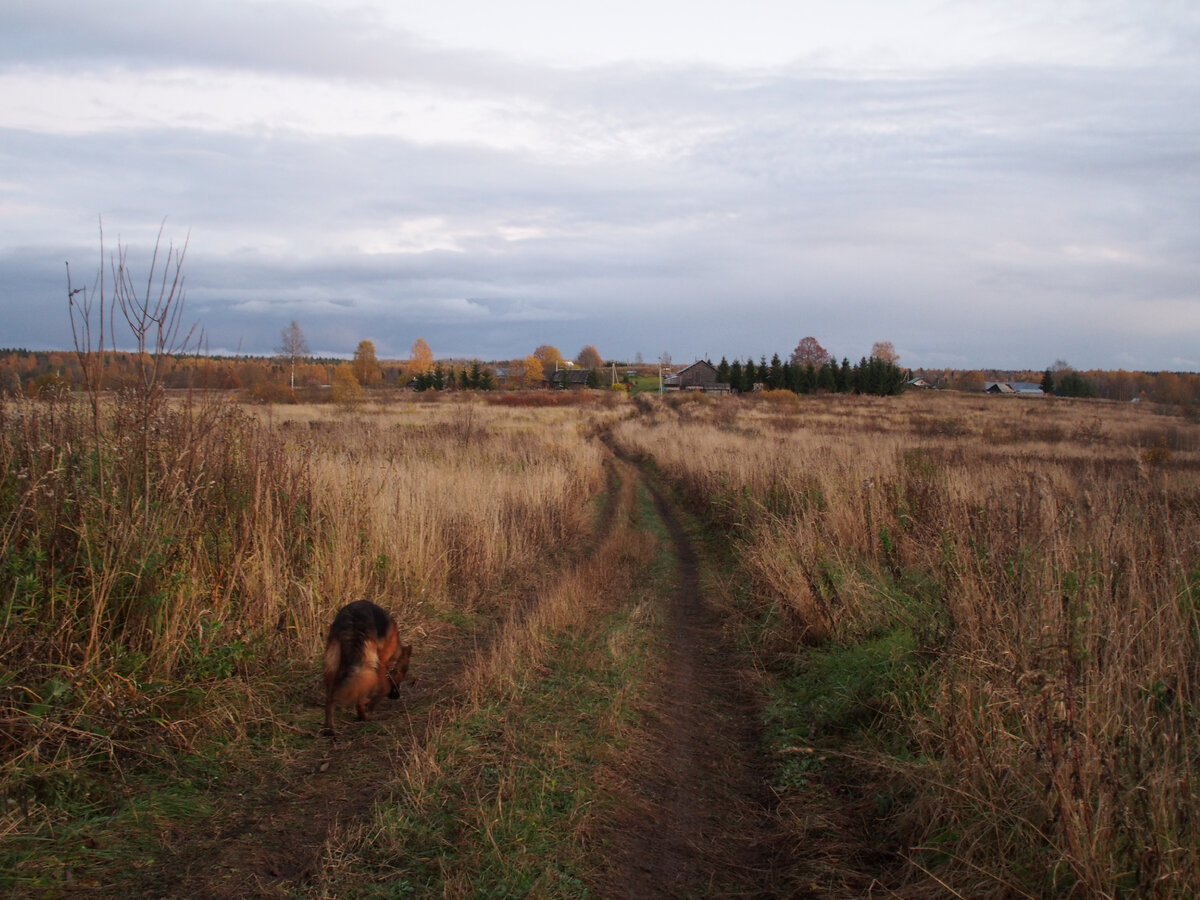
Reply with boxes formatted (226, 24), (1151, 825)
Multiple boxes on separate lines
(2, 385), (1198, 896)
(0, 390), (621, 892)
(611, 389), (1200, 897)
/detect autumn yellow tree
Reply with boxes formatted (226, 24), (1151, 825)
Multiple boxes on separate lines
(870, 341), (899, 364)
(1153, 371), (1183, 405)
(406, 337), (434, 382)
(332, 364), (363, 405)
(351, 340), (382, 386)
(576, 345), (602, 369)
(533, 344), (564, 379)
(521, 354), (544, 387)
(952, 370), (986, 392)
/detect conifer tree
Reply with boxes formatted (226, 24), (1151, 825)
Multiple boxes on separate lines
(717, 356), (730, 383)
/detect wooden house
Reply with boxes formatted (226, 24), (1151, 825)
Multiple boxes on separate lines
(549, 369), (591, 389)
(667, 360), (729, 393)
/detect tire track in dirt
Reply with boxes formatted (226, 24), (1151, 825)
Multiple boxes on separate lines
(123, 454), (630, 899)
(606, 455), (793, 898)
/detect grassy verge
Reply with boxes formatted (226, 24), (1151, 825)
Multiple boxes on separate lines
(0, 664), (312, 893)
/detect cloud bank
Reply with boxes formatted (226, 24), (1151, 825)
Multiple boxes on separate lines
(1, 0), (1197, 369)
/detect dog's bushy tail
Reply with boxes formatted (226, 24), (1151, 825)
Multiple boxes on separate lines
(325, 630), (363, 682)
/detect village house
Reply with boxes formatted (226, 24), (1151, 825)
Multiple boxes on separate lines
(664, 360), (731, 393)
(549, 369), (592, 389)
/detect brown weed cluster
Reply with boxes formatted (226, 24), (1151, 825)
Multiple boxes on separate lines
(611, 390), (1200, 897)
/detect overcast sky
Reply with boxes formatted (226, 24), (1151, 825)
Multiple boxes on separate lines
(2, 0), (1198, 370)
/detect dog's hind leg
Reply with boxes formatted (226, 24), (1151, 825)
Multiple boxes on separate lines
(322, 639), (342, 734)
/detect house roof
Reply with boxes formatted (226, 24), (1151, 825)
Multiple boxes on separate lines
(676, 360), (717, 376)
(986, 381), (1045, 394)
(550, 369), (590, 384)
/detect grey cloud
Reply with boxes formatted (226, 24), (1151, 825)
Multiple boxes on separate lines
(5, 1), (423, 77)
(1, 4), (1198, 370)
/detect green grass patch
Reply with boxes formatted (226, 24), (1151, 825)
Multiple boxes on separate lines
(326, 612), (660, 897)
(624, 375), (665, 396)
(763, 626), (921, 797)
(0, 748), (219, 893)
(0, 659), (310, 895)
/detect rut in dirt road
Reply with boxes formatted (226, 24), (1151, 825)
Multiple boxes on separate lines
(610, 466), (792, 898)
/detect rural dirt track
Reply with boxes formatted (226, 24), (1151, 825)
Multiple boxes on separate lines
(119, 443), (861, 898)
(604, 464), (793, 898)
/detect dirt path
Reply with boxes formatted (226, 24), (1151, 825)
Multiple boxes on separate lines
(604, 463), (794, 898)
(608, 453), (911, 899)
(117, 446), (881, 898)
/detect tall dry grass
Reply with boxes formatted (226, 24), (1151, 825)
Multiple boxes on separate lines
(260, 399), (611, 638)
(0, 391), (610, 852)
(610, 389), (1200, 897)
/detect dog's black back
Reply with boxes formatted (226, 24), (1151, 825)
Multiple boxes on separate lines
(328, 600), (392, 674)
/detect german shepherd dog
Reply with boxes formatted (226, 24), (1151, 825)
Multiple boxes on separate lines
(323, 600), (412, 734)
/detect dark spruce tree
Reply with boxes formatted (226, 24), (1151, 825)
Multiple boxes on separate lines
(729, 359), (743, 392)
(798, 363), (816, 394)
(838, 358), (852, 393)
(742, 358), (758, 392)
(817, 360), (837, 392)
(768, 353), (784, 389)
(1055, 370), (1094, 398)
(853, 355), (908, 395)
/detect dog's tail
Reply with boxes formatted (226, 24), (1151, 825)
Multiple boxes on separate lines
(323, 634), (342, 685)
(324, 628), (364, 686)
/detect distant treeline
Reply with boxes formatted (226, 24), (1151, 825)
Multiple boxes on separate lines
(911, 365), (1200, 405)
(2, 348), (1198, 407)
(0, 349), (487, 402)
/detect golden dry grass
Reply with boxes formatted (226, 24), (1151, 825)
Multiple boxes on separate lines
(611, 389), (1200, 897)
(0, 392), (615, 889)
(6, 384), (1199, 895)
